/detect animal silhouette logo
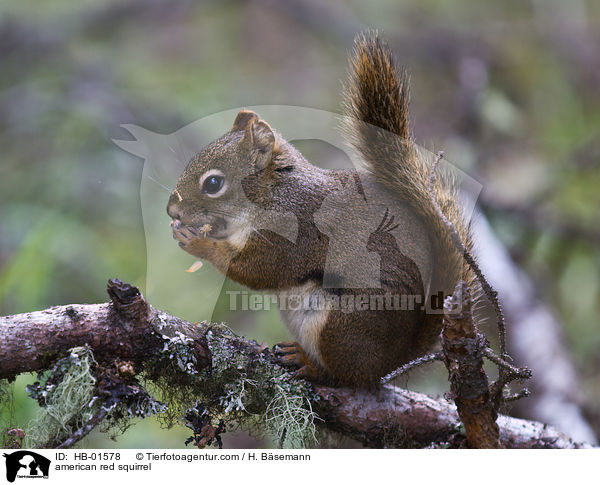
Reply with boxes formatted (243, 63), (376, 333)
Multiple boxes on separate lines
(113, 106), (481, 320)
(3, 451), (51, 482)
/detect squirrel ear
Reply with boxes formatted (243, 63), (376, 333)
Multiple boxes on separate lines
(231, 109), (259, 132)
(240, 119), (278, 170)
(251, 120), (276, 153)
(251, 120), (277, 170)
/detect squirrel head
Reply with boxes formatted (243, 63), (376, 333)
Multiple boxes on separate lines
(166, 109), (296, 249)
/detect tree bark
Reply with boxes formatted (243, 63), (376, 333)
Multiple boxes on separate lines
(441, 282), (500, 448)
(0, 279), (591, 449)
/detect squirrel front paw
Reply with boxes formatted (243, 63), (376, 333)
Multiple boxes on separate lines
(171, 220), (199, 250)
(273, 341), (326, 382)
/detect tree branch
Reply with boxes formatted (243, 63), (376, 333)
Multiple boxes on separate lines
(0, 279), (210, 380)
(441, 281), (500, 448)
(0, 279), (592, 449)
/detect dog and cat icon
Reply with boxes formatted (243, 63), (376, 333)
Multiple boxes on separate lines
(3, 451), (51, 482)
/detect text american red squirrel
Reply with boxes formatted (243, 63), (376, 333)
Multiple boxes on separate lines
(167, 32), (475, 388)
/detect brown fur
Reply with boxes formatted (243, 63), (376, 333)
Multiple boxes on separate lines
(342, 31), (476, 356)
(167, 32), (475, 388)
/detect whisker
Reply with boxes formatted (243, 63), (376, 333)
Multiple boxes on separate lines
(175, 133), (195, 165)
(168, 146), (184, 167)
(203, 207), (233, 219)
(181, 206), (274, 246)
(146, 175), (172, 193)
(250, 225), (274, 246)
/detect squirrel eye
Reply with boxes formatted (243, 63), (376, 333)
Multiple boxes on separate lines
(203, 175), (224, 194)
(200, 170), (227, 197)
(202, 175), (223, 193)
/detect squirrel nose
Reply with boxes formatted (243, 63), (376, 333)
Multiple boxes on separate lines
(167, 203), (182, 221)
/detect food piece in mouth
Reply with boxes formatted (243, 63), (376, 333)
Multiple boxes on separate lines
(199, 224), (212, 238)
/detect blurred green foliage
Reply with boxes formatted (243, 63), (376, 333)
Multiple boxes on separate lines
(1, 0), (599, 447)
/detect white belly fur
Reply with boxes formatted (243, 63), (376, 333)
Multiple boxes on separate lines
(277, 282), (330, 368)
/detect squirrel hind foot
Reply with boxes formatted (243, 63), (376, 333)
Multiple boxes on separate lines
(273, 341), (332, 384)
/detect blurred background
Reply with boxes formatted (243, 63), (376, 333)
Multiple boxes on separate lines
(0, 0), (599, 448)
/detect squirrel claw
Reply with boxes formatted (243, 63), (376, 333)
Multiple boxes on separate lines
(172, 222), (199, 246)
(291, 364), (322, 381)
(273, 342), (326, 383)
(273, 341), (308, 369)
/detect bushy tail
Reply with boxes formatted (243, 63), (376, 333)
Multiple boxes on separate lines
(342, 32), (475, 351)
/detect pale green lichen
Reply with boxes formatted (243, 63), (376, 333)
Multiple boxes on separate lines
(264, 380), (321, 448)
(146, 322), (320, 448)
(1, 379), (19, 448)
(218, 377), (258, 414)
(25, 346), (98, 448)
(0, 379), (15, 421)
(142, 325), (206, 428)
(20, 320), (322, 449)
(24, 345), (167, 447)
(159, 332), (200, 376)
(199, 324), (320, 448)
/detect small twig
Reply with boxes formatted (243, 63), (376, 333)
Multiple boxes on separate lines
(483, 347), (531, 380)
(484, 344), (531, 409)
(429, 151), (507, 357)
(504, 389), (531, 402)
(56, 407), (109, 449)
(429, 152), (523, 418)
(381, 351), (443, 384)
(490, 373), (531, 408)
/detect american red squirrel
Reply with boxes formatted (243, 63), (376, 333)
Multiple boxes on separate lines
(167, 32), (475, 388)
